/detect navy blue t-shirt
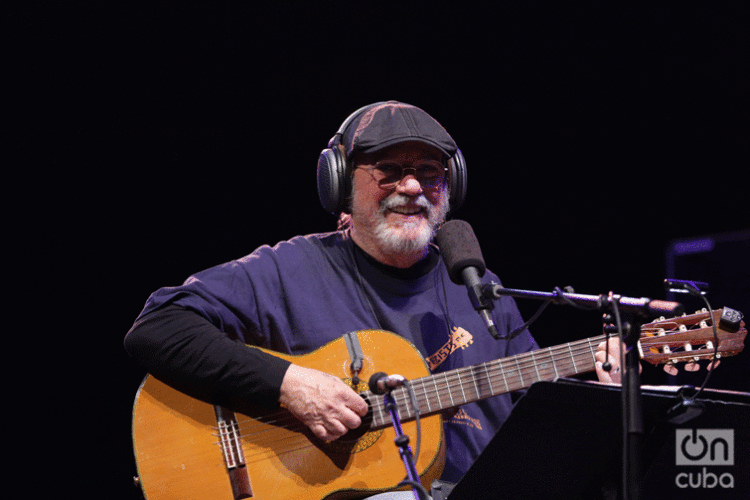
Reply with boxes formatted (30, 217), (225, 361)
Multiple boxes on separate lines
(135, 230), (538, 483)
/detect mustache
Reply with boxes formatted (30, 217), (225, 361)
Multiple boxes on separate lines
(379, 194), (432, 214)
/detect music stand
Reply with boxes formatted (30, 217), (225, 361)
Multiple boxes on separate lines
(445, 378), (749, 500)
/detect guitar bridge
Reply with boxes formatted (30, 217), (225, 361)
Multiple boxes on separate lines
(215, 406), (253, 499)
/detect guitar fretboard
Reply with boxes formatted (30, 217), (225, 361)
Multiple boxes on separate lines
(369, 334), (606, 429)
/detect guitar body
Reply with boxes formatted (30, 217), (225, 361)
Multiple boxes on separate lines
(132, 330), (445, 500)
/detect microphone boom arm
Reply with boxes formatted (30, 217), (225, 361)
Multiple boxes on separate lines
(482, 283), (684, 319)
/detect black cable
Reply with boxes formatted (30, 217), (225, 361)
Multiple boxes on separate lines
(505, 286), (600, 342)
(403, 380), (422, 467)
(506, 300), (550, 341)
(685, 295), (720, 402)
(666, 282), (720, 403)
(387, 380), (426, 500)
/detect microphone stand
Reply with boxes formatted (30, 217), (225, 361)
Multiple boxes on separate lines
(383, 388), (425, 500)
(482, 283), (684, 500)
(621, 312), (645, 500)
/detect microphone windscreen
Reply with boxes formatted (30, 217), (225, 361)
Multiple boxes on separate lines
(436, 220), (486, 285)
(368, 372), (388, 394)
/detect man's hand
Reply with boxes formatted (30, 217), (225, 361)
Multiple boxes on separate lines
(279, 364), (369, 441)
(595, 340), (628, 384)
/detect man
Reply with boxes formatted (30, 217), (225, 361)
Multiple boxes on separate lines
(125, 101), (622, 498)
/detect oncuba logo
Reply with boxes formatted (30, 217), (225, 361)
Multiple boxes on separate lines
(675, 429), (734, 489)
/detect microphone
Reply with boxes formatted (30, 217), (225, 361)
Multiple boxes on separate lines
(368, 372), (406, 395)
(436, 220), (501, 339)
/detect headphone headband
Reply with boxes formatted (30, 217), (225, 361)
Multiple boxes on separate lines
(328, 102), (388, 149)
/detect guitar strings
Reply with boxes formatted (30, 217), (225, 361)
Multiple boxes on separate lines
(398, 335), (608, 414)
(222, 323), (711, 460)
(219, 335), (608, 458)
(229, 334), (605, 442)
(228, 334), (600, 429)
(236, 333), (620, 441)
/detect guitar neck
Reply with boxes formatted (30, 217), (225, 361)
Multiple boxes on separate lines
(369, 334), (606, 429)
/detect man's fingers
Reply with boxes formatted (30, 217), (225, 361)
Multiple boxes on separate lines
(339, 406), (363, 430)
(279, 364), (370, 440)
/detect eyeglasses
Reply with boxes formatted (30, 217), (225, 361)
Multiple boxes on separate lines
(357, 160), (448, 189)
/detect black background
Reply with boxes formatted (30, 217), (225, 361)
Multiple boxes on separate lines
(19, 3), (747, 498)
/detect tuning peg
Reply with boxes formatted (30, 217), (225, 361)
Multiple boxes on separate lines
(663, 363), (679, 376)
(704, 341), (722, 371)
(683, 342), (702, 363)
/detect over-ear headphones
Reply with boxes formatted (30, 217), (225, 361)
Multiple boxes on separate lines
(317, 102), (467, 215)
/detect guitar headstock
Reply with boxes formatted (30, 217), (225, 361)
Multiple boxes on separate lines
(638, 308), (746, 368)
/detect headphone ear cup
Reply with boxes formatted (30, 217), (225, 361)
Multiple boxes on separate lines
(447, 149), (467, 213)
(317, 147), (350, 214)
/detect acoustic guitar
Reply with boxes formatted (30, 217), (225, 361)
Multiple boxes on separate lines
(131, 308), (745, 500)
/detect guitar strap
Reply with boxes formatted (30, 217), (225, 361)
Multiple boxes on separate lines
(344, 330), (365, 386)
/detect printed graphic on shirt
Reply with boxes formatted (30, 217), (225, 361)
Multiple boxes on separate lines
(446, 408), (483, 430)
(425, 326), (474, 371)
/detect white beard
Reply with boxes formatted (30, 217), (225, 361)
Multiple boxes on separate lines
(365, 190), (450, 256)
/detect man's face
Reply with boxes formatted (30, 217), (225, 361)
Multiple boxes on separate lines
(349, 141), (450, 264)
